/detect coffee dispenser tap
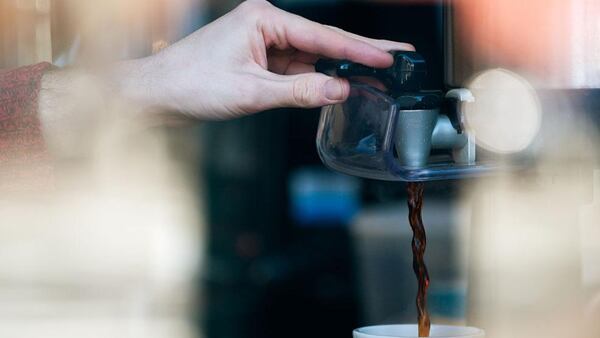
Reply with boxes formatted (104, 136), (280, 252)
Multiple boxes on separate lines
(315, 51), (491, 182)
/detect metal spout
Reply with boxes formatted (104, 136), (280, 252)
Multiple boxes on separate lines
(394, 108), (439, 168)
(394, 108), (476, 168)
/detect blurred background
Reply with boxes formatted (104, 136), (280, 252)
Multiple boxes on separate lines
(1, 1), (599, 338)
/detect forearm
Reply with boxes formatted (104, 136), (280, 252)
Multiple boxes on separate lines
(38, 58), (173, 156)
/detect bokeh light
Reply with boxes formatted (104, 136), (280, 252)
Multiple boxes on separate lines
(465, 69), (541, 154)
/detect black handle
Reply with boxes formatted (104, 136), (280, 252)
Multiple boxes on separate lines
(316, 51), (427, 95)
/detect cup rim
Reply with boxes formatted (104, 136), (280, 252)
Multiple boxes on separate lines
(353, 324), (484, 338)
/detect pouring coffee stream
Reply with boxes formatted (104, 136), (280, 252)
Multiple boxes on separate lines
(407, 182), (431, 337)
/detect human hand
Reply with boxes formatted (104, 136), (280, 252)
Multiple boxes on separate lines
(122, 0), (414, 120)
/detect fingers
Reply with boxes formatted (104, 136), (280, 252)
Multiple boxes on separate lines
(260, 4), (415, 76)
(261, 72), (350, 109)
(267, 9), (394, 68)
(325, 25), (415, 52)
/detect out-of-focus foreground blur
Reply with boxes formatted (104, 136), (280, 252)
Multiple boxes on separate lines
(0, 1), (599, 338)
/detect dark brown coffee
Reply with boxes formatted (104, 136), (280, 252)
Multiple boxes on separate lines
(407, 182), (431, 337)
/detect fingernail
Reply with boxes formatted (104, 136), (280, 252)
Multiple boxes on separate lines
(325, 79), (344, 101)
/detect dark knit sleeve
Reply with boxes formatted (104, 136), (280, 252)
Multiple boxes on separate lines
(0, 62), (54, 191)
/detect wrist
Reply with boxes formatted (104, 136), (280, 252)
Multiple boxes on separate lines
(109, 57), (166, 113)
(110, 57), (202, 125)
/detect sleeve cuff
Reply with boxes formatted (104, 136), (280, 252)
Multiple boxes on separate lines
(0, 62), (55, 192)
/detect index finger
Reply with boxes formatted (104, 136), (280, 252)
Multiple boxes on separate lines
(325, 25), (415, 53)
(267, 9), (395, 68)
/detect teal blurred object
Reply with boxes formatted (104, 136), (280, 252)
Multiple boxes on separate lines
(289, 167), (361, 226)
(428, 283), (467, 320)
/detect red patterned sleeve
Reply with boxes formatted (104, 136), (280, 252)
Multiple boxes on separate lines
(0, 62), (54, 191)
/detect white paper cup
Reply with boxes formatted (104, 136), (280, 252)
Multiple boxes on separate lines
(353, 325), (484, 338)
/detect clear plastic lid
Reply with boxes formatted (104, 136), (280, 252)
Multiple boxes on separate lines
(316, 84), (501, 182)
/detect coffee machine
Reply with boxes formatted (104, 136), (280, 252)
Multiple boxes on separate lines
(315, 2), (600, 337)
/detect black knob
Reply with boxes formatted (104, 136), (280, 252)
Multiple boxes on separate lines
(315, 51), (427, 96)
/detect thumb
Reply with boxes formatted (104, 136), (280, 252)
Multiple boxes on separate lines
(266, 73), (350, 109)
